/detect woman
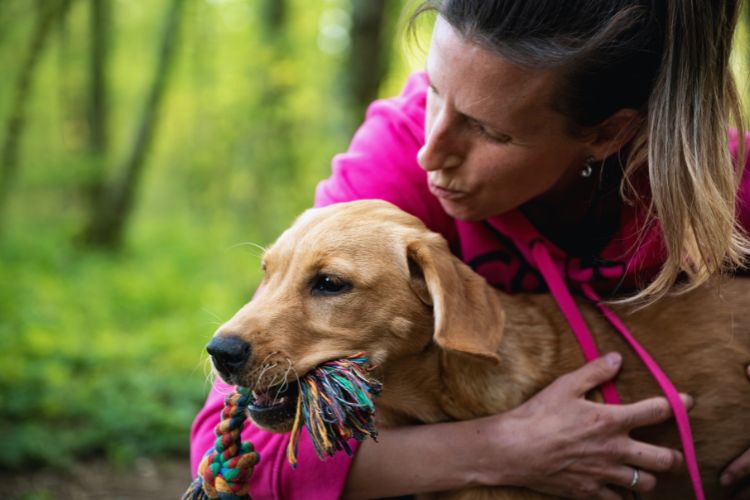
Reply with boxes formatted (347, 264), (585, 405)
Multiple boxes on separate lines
(192, 1), (750, 498)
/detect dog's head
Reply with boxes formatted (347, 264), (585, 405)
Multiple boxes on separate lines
(207, 200), (505, 432)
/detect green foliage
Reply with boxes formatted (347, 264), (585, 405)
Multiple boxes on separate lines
(0, 0), (415, 470)
(0, 215), (262, 468)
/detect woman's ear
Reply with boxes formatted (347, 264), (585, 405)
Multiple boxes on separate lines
(588, 108), (642, 160)
(406, 233), (504, 364)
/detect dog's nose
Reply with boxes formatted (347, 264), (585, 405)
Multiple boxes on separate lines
(206, 336), (251, 376)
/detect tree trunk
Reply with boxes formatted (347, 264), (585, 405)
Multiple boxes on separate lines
(345, 0), (391, 126)
(0, 0), (74, 228)
(256, 0), (295, 186)
(261, 0), (285, 39)
(88, 0), (109, 156)
(82, 0), (184, 249)
(83, 0), (110, 205)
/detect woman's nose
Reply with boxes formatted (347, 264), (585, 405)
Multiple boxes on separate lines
(417, 144), (462, 172)
(418, 109), (463, 172)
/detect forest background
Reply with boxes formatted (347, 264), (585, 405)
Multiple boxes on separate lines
(0, 0), (748, 498)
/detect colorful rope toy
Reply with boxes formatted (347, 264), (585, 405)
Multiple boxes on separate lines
(287, 353), (382, 467)
(183, 353), (382, 499)
(183, 387), (260, 500)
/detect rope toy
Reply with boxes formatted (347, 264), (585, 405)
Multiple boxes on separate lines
(183, 387), (260, 500)
(183, 353), (381, 499)
(287, 353), (382, 467)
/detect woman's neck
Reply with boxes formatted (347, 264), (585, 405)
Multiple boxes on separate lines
(521, 159), (624, 257)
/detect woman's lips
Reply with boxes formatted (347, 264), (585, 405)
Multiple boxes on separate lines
(428, 181), (466, 200)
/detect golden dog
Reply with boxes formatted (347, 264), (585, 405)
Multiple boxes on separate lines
(207, 199), (750, 499)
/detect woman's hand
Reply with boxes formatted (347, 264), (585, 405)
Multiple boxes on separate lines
(475, 352), (688, 499)
(719, 364), (750, 500)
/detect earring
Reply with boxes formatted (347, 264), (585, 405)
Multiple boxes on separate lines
(580, 155), (596, 178)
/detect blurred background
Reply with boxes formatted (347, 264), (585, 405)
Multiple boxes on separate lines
(0, 0), (748, 498)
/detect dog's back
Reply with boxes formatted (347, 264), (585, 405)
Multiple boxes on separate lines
(591, 279), (750, 499)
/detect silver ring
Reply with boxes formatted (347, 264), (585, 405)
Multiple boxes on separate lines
(629, 467), (640, 488)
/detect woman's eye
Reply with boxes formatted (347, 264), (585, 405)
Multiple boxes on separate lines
(311, 275), (351, 295)
(469, 120), (510, 143)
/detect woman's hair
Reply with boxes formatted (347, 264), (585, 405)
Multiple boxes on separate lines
(410, 0), (748, 304)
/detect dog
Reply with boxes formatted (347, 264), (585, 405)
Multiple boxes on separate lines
(207, 199), (750, 499)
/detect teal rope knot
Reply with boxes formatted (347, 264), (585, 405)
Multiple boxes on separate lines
(183, 387), (260, 500)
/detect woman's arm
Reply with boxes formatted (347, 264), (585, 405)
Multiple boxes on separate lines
(345, 353), (685, 499)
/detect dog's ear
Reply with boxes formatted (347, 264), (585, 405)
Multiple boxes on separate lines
(406, 234), (504, 364)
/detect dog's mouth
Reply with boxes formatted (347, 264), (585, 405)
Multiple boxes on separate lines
(246, 381), (299, 431)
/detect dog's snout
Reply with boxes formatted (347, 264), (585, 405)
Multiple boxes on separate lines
(207, 336), (251, 376)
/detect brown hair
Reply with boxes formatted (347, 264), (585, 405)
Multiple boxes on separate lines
(410, 0), (748, 303)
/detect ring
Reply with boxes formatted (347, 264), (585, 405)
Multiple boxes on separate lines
(629, 467), (640, 488)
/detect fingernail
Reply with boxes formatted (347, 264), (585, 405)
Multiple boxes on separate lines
(720, 472), (732, 487)
(604, 352), (621, 367)
(680, 393), (694, 408)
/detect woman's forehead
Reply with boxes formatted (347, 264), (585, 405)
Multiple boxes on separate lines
(427, 16), (563, 136)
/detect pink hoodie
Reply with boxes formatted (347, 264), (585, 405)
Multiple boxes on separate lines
(190, 72), (750, 499)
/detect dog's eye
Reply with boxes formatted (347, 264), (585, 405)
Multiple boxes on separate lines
(311, 274), (351, 296)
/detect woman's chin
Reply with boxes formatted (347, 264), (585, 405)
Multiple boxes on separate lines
(437, 198), (503, 221)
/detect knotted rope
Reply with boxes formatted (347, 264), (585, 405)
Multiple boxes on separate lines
(183, 353), (381, 499)
(183, 387), (260, 500)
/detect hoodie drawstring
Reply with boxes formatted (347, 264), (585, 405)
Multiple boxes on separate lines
(531, 241), (705, 500)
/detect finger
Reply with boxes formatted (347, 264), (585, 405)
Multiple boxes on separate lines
(562, 352), (622, 397)
(746, 364), (750, 380)
(614, 394), (693, 430)
(624, 440), (684, 473)
(721, 448), (750, 488)
(607, 466), (657, 493)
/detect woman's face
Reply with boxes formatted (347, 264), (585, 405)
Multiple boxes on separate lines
(419, 17), (594, 221)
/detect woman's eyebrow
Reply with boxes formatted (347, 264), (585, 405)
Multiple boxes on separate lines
(424, 66), (521, 136)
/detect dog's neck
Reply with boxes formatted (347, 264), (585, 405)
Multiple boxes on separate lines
(439, 292), (575, 419)
(376, 291), (581, 424)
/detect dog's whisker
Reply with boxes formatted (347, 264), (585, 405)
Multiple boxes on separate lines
(260, 352), (275, 365)
(267, 369), (287, 401)
(253, 353), (277, 388)
(280, 360), (293, 387)
(203, 357), (217, 387)
(256, 361), (278, 390)
(271, 363), (295, 404)
(226, 241), (267, 259)
(200, 308), (225, 326)
(288, 359), (300, 385)
(274, 377), (289, 401)
(285, 359), (301, 396)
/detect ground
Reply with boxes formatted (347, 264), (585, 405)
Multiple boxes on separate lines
(2, 458), (192, 499)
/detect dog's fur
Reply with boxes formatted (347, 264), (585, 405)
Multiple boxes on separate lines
(212, 200), (750, 499)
